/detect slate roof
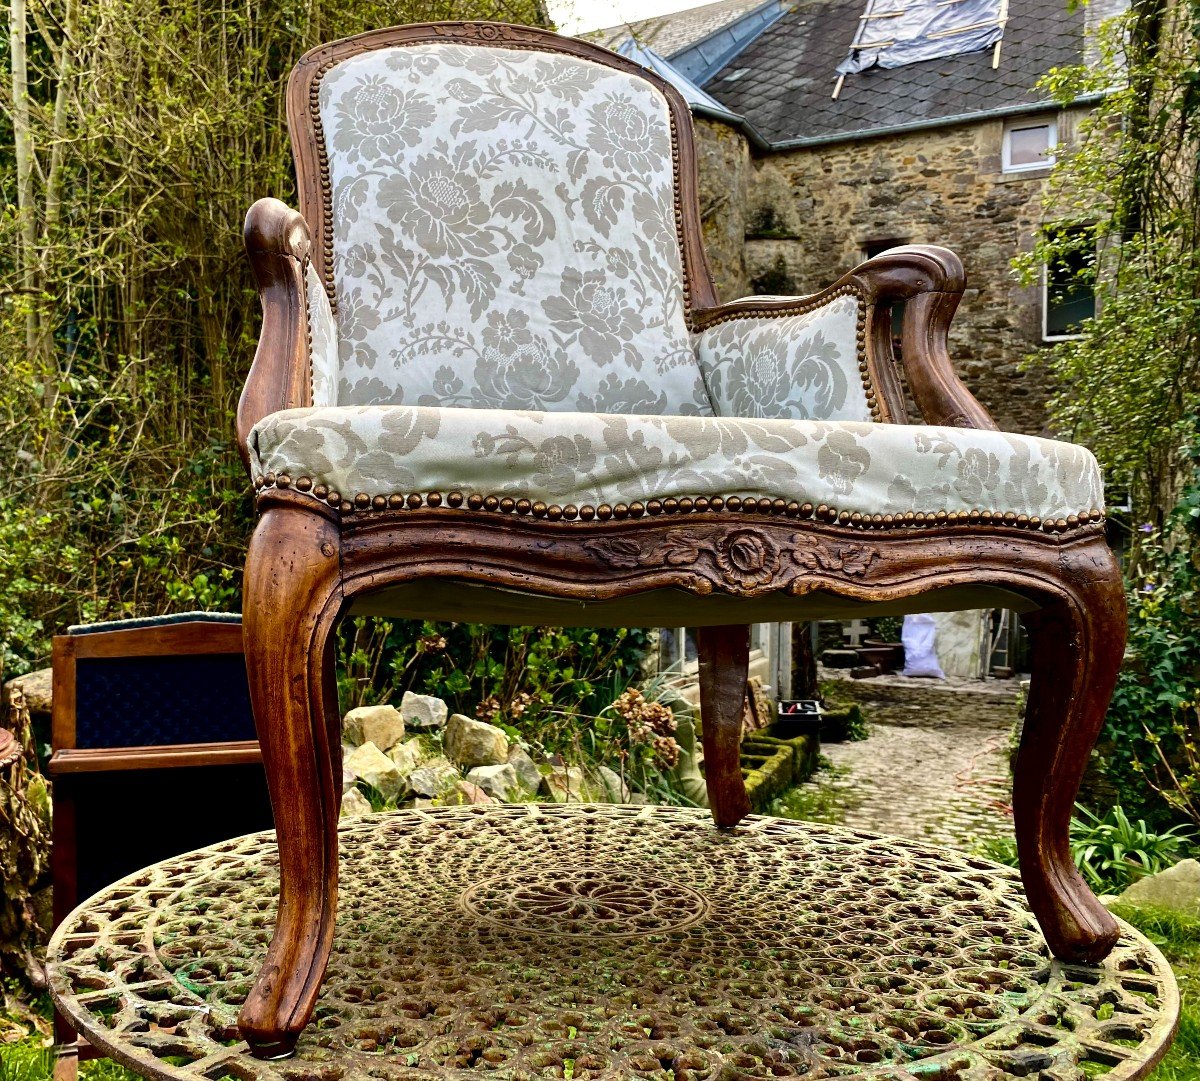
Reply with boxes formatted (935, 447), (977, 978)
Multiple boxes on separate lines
(612, 37), (748, 124)
(589, 0), (768, 55)
(701, 0), (1087, 145)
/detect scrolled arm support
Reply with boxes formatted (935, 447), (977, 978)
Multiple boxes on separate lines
(852, 244), (996, 430)
(237, 198), (315, 471)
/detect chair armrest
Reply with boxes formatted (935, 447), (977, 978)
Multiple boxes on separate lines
(692, 244), (997, 430)
(237, 199), (329, 471)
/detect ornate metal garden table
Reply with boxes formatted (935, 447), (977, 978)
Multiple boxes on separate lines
(48, 804), (1178, 1081)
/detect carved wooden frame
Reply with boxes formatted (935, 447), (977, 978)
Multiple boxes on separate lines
(233, 20), (1124, 1058)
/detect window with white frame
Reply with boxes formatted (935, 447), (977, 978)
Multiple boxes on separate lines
(1043, 231), (1096, 340)
(1002, 119), (1057, 173)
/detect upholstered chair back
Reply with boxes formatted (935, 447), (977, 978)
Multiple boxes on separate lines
(310, 41), (713, 416)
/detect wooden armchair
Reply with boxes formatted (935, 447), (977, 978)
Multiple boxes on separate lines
(235, 21), (1124, 1057)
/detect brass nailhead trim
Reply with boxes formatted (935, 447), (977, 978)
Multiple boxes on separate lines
(257, 479), (1103, 533)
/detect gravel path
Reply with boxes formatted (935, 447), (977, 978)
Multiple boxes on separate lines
(811, 697), (1017, 851)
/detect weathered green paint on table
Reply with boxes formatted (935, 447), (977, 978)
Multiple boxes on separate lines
(49, 805), (1178, 1080)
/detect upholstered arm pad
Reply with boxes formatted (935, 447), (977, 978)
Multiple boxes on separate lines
(305, 264), (339, 408)
(694, 292), (870, 421)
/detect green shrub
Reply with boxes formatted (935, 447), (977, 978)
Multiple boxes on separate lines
(1097, 446), (1200, 824)
(977, 805), (1193, 894)
(1071, 805), (1193, 892)
(336, 617), (697, 795)
(0, 0), (549, 675)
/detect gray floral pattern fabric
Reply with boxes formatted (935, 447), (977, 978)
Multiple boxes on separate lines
(250, 407), (1105, 519)
(306, 263), (339, 407)
(318, 44), (710, 415)
(696, 295), (870, 421)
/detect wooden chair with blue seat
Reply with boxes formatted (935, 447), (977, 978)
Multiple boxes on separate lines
(235, 20), (1124, 1057)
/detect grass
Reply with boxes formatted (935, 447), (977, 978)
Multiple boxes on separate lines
(767, 759), (855, 823)
(0, 987), (136, 1081)
(1110, 904), (1200, 1081)
(0, 1039), (136, 1081)
(0, 1034), (135, 1081)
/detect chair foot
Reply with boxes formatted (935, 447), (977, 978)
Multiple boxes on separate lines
(246, 1034), (300, 1061)
(236, 504), (343, 1053)
(697, 625), (752, 828)
(1015, 552), (1125, 962)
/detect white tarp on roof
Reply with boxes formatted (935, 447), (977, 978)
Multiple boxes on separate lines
(836, 0), (1003, 75)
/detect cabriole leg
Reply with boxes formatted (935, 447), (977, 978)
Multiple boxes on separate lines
(237, 504), (343, 1057)
(697, 625), (752, 828)
(1015, 547), (1125, 962)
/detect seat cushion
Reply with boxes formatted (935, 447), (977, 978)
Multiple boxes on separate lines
(250, 406), (1103, 523)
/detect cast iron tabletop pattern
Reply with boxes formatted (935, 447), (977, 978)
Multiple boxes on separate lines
(48, 805), (1178, 1080)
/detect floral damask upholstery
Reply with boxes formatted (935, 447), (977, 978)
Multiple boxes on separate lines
(318, 44), (711, 415)
(251, 39), (1107, 527)
(306, 264), (340, 408)
(250, 407), (1103, 522)
(695, 294), (869, 421)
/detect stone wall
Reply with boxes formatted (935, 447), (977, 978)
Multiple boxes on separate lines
(693, 118), (751, 302)
(692, 109), (1092, 436)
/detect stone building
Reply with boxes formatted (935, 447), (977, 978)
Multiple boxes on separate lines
(592, 0), (1122, 679)
(594, 0), (1123, 437)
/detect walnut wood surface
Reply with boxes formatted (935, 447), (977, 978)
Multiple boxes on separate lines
(697, 627), (753, 828)
(237, 503), (344, 1058)
(237, 199), (312, 472)
(1016, 556), (1124, 960)
(48, 741), (261, 775)
(50, 619), (254, 1062)
(233, 20), (1125, 1057)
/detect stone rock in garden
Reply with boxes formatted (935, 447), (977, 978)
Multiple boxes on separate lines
(3, 668), (52, 718)
(407, 758), (460, 798)
(400, 691), (449, 730)
(340, 788), (373, 819)
(507, 745), (543, 793)
(467, 763), (519, 801)
(1119, 858), (1200, 915)
(388, 738), (423, 777)
(821, 649), (860, 669)
(343, 704), (406, 751)
(342, 761), (357, 795)
(542, 765), (584, 803)
(444, 714), (509, 768)
(597, 766), (631, 803)
(344, 741), (404, 803)
(444, 780), (499, 806)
